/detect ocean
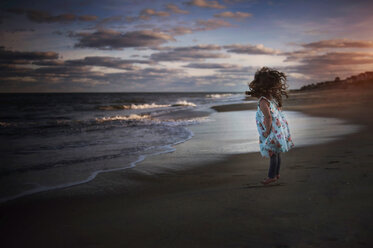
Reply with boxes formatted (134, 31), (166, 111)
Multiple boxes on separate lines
(0, 92), (363, 203)
(0, 92), (247, 202)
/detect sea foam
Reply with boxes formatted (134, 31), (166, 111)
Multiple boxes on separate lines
(206, 93), (233, 98)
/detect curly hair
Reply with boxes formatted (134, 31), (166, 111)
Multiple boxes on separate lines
(247, 67), (289, 107)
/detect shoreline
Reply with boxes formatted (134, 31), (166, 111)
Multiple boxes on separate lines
(1, 87), (373, 247)
(0, 103), (359, 204)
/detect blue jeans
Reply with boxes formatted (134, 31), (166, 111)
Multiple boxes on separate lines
(268, 153), (281, 178)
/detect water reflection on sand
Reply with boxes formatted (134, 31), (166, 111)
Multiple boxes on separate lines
(184, 110), (362, 155)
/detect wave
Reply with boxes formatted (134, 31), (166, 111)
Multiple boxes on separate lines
(1, 112), (205, 131)
(0, 127), (195, 204)
(124, 103), (171, 109)
(171, 100), (196, 107)
(98, 100), (196, 110)
(206, 93), (233, 98)
(98, 103), (170, 110)
(95, 114), (208, 126)
(95, 114), (151, 123)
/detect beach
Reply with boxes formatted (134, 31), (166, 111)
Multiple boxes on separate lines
(1, 85), (373, 247)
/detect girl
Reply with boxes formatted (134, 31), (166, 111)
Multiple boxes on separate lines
(247, 67), (295, 185)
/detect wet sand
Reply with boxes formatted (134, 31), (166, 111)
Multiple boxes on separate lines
(1, 84), (373, 247)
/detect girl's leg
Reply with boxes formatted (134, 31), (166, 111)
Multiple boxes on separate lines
(276, 153), (281, 177)
(268, 153), (277, 179)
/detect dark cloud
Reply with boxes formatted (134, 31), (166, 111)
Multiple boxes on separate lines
(3, 28), (35, 33)
(78, 15), (98, 21)
(0, 62), (186, 92)
(184, 0), (226, 9)
(300, 52), (373, 65)
(31, 55), (153, 68)
(0, 46), (59, 64)
(27, 11), (76, 23)
(302, 39), (373, 49)
(126, 7), (172, 22)
(95, 16), (123, 29)
(149, 44), (221, 51)
(224, 44), (280, 55)
(6, 8), (98, 23)
(281, 51), (373, 83)
(183, 62), (240, 69)
(0, 46), (190, 91)
(150, 44), (228, 61)
(32, 60), (65, 66)
(214, 11), (252, 19)
(175, 44), (222, 51)
(73, 29), (176, 49)
(150, 50), (228, 61)
(64, 56), (151, 69)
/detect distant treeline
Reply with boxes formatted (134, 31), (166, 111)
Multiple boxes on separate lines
(296, 71), (373, 91)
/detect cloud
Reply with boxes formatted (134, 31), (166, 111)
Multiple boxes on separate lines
(194, 19), (232, 31)
(7, 9), (98, 23)
(167, 26), (194, 35)
(3, 28), (35, 33)
(66, 56), (150, 70)
(31, 55), (153, 70)
(126, 7), (174, 22)
(301, 39), (373, 49)
(281, 51), (373, 83)
(27, 10), (76, 23)
(32, 60), (66, 66)
(139, 8), (170, 20)
(175, 44), (222, 51)
(73, 29), (176, 49)
(0, 47), (250, 92)
(214, 11), (252, 19)
(155, 18), (233, 37)
(223, 0), (249, 3)
(300, 52), (373, 65)
(183, 62), (240, 69)
(224, 44), (280, 55)
(95, 16), (123, 28)
(78, 15), (98, 21)
(150, 44), (229, 61)
(281, 49), (320, 62)
(184, 0), (226, 9)
(0, 46), (59, 64)
(165, 4), (189, 14)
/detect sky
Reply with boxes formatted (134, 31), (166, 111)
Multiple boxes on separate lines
(0, 0), (373, 92)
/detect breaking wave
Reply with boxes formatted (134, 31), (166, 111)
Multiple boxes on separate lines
(95, 114), (151, 122)
(206, 93), (233, 98)
(171, 100), (196, 107)
(98, 100), (197, 110)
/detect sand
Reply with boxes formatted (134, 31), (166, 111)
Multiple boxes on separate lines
(1, 84), (373, 248)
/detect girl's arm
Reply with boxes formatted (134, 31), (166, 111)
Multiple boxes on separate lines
(259, 99), (272, 138)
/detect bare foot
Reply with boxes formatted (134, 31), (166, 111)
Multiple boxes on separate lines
(261, 177), (277, 185)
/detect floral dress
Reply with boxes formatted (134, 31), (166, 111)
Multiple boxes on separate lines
(256, 96), (294, 158)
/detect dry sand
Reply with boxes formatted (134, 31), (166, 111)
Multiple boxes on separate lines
(1, 84), (373, 248)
